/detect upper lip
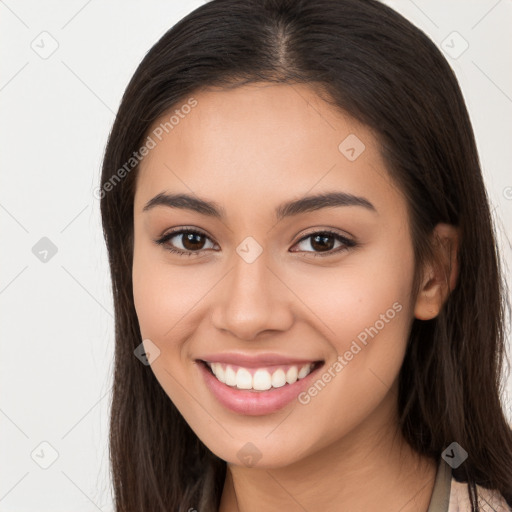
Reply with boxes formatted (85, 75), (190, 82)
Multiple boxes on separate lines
(197, 352), (323, 368)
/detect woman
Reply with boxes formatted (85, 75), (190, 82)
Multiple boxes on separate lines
(99, 0), (512, 510)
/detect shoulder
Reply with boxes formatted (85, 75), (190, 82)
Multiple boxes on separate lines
(448, 478), (512, 511)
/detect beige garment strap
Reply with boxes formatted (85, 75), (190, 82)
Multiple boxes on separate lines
(427, 459), (452, 512)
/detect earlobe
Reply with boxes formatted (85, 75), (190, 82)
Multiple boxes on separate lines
(413, 223), (460, 321)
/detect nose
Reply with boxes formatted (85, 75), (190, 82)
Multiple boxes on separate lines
(210, 250), (294, 341)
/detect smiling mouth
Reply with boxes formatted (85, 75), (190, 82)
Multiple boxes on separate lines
(198, 359), (324, 392)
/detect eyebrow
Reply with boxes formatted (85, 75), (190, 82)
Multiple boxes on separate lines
(143, 191), (377, 220)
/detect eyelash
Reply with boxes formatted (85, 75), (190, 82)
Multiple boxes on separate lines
(154, 227), (357, 258)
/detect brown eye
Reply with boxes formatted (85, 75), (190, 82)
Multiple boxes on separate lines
(155, 228), (357, 258)
(291, 230), (356, 257)
(179, 232), (207, 251)
(155, 229), (216, 256)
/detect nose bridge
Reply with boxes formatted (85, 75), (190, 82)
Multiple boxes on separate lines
(211, 244), (293, 340)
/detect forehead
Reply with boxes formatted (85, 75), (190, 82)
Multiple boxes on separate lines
(134, 83), (405, 222)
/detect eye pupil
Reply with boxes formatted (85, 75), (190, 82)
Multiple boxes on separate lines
(183, 232), (205, 250)
(311, 234), (335, 252)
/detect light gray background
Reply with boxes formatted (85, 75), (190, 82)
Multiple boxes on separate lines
(1, 1), (511, 510)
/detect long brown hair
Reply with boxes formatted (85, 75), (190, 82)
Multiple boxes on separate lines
(99, 0), (512, 510)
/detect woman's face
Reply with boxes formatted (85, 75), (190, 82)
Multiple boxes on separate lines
(132, 82), (418, 467)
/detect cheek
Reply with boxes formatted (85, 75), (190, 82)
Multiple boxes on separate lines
(132, 252), (165, 340)
(133, 253), (187, 342)
(284, 246), (415, 445)
(132, 242), (200, 409)
(289, 234), (415, 346)
(288, 235), (415, 403)
(132, 229), (179, 342)
(132, 239), (215, 348)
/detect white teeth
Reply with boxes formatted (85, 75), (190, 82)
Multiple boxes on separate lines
(225, 365), (237, 386)
(209, 362), (316, 391)
(271, 368), (286, 388)
(298, 364), (311, 379)
(211, 362), (226, 383)
(253, 369), (272, 391)
(236, 368), (253, 389)
(286, 366), (298, 384)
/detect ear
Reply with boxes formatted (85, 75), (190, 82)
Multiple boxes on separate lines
(414, 223), (460, 321)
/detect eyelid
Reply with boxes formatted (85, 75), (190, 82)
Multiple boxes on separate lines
(157, 226), (205, 239)
(294, 226), (355, 243)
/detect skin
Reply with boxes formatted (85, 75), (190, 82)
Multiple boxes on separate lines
(132, 82), (459, 511)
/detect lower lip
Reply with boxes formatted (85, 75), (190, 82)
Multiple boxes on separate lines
(197, 360), (324, 416)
